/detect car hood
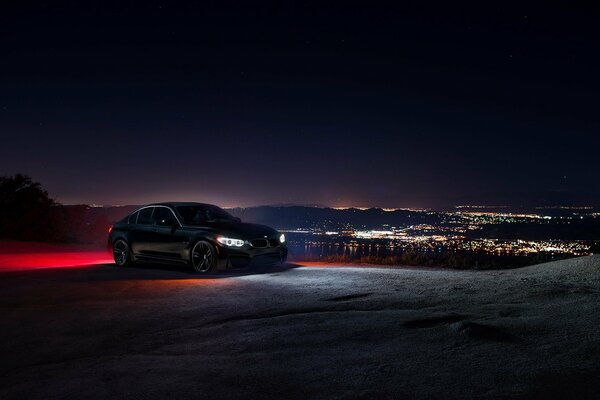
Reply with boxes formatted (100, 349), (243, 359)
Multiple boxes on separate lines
(184, 221), (279, 238)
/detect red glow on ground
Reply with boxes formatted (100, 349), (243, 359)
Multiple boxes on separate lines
(0, 241), (112, 272)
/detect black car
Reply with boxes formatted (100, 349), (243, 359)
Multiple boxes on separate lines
(108, 202), (287, 273)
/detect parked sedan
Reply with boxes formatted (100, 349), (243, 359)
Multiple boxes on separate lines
(108, 202), (287, 273)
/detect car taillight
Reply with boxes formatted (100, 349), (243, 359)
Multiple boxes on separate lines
(108, 226), (113, 233)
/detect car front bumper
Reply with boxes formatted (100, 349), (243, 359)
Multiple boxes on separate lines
(215, 244), (288, 270)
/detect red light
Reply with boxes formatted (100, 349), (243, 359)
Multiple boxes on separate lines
(0, 251), (113, 272)
(108, 226), (113, 233)
(0, 241), (113, 272)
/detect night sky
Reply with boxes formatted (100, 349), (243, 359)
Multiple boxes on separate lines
(1, 2), (599, 208)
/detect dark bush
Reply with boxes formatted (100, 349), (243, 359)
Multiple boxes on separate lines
(0, 174), (65, 241)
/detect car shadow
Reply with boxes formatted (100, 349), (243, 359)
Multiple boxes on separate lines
(99, 261), (302, 280)
(0, 262), (303, 283)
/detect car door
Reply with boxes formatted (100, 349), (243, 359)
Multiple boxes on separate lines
(150, 206), (186, 261)
(129, 207), (156, 257)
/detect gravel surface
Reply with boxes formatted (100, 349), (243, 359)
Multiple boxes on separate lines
(1, 256), (600, 399)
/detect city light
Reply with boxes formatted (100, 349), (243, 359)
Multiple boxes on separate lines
(281, 208), (599, 258)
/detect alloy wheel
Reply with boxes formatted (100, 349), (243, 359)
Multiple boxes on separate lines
(113, 240), (129, 266)
(191, 241), (216, 273)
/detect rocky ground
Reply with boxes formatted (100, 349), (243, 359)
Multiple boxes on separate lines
(1, 256), (600, 399)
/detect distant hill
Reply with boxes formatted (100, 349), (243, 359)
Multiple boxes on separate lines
(68, 204), (441, 231)
(59, 205), (438, 244)
(227, 206), (439, 230)
(58, 204), (600, 245)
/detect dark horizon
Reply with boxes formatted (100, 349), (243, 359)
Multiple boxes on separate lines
(9, 173), (600, 210)
(2, 2), (599, 208)
(58, 200), (599, 212)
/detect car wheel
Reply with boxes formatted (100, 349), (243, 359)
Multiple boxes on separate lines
(191, 240), (216, 273)
(113, 239), (133, 267)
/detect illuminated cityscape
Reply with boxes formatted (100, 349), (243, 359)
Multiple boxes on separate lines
(275, 207), (600, 262)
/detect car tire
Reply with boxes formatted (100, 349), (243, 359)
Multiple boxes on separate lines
(113, 239), (133, 267)
(191, 240), (217, 273)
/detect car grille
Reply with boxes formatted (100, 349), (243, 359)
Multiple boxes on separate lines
(250, 239), (269, 248)
(250, 238), (279, 248)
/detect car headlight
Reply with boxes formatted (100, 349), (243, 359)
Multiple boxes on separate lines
(279, 234), (285, 243)
(217, 237), (245, 247)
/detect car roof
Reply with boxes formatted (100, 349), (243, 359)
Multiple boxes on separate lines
(150, 202), (218, 208)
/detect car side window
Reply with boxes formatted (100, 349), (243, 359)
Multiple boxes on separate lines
(153, 207), (177, 226)
(137, 207), (154, 225)
(191, 209), (208, 224)
(128, 211), (139, 224)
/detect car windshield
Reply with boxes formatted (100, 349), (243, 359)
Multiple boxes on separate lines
(176, 205), (237, 225)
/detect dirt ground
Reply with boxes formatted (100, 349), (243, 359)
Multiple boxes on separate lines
(1, 256), (600, 399)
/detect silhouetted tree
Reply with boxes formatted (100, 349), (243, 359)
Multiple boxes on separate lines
(0, 174), (63, 241)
